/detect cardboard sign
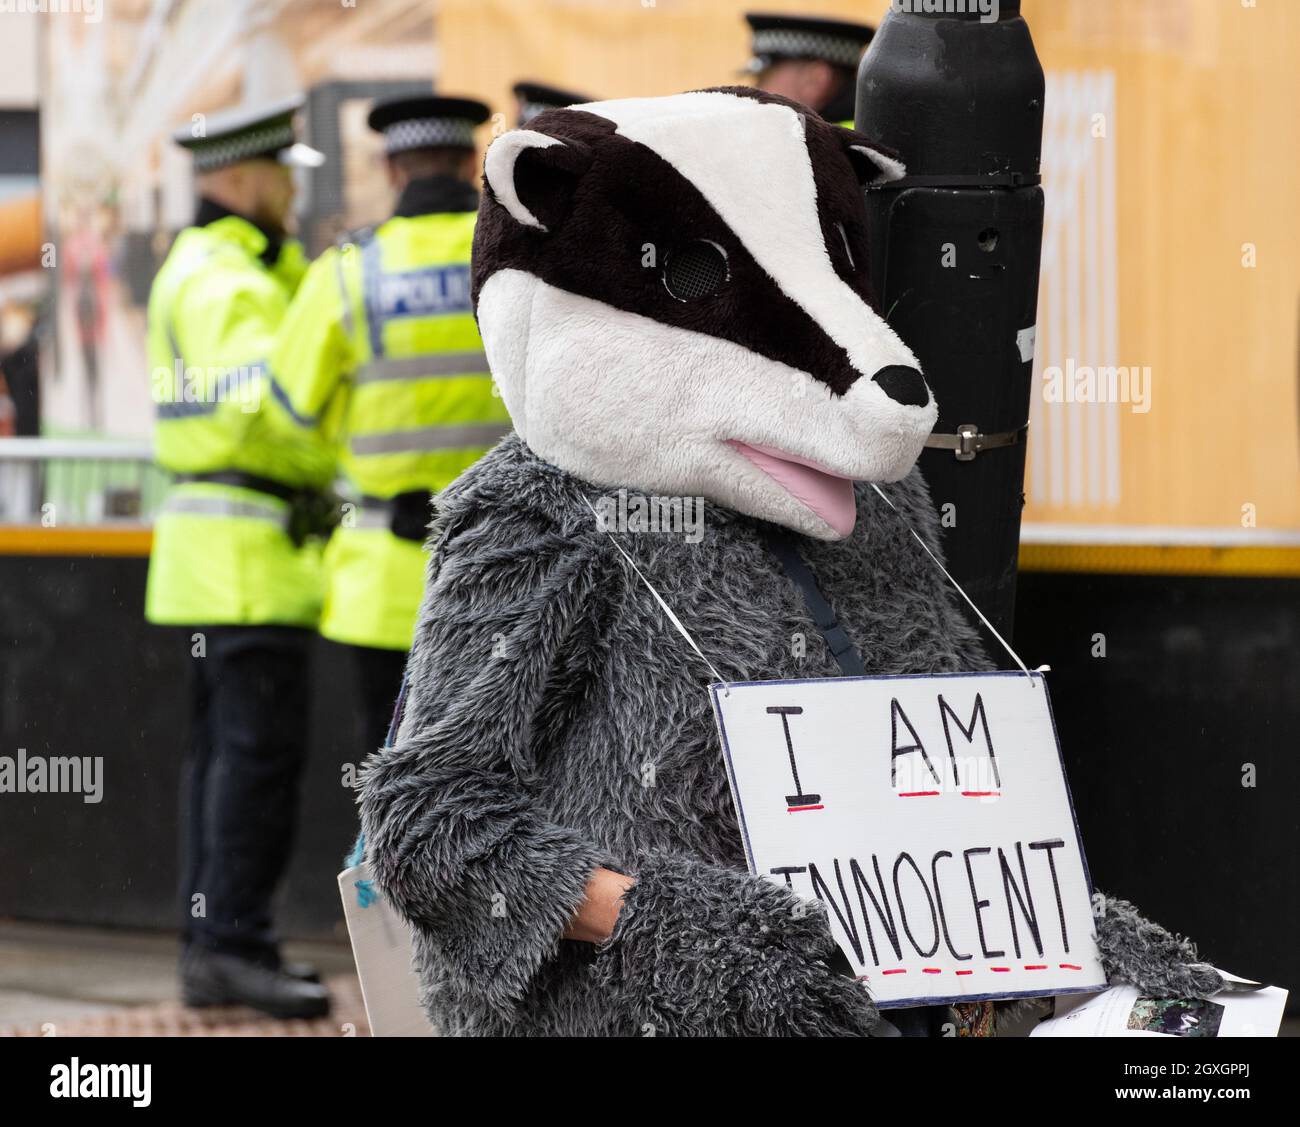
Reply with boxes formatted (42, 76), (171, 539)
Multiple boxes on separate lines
(711, 671), (1107, 1009)
(337, 862), (437, 1037)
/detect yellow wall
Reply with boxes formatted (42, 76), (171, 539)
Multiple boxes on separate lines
(1021, 0), (1300, 531)
(440, 0), (1300, 534)
(440, 0), (875, 113)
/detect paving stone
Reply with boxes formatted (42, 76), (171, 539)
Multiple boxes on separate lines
(0, 975), (369, 1037)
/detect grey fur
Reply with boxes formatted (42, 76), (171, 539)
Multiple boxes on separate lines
(359, 436), (1218, 1036)
(594, 851), (880, 1037)
(1092, 892), (1224, 999)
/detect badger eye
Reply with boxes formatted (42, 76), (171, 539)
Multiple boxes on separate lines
(663, 239), (729, 302)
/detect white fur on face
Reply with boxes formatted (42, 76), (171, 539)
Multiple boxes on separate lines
(478, 270), (935, 541)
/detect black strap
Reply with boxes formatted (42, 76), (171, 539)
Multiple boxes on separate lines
(178, 471), (342, 546)
(762, 527), (866, 676)
(177, 470), (298, 503)
(385, 668), (410, 749)
(765, 525), (956, 1037)
(358, 490), (433, 542)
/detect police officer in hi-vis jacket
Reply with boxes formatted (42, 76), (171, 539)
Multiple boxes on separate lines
(148, 96), (333, 1019)
(270, 94), (510, 757)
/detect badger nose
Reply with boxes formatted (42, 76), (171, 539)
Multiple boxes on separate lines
(872, 365), (930, 407)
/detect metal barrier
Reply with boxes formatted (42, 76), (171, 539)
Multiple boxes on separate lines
(0, 437), (166, 525)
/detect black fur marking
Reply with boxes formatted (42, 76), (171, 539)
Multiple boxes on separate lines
(807, 120), (883, 313)
(511, 134), (594, 232)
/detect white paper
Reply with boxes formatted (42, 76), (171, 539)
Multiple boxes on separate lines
(1031, 969), (1288, 1037)
(1016, 324), (1037, 363)
(337, 862), (437, 1037)
(711, 670), (1106, 1008)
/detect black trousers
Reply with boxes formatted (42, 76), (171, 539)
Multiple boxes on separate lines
(347, 643), (409, 756)
(180, 626), (312, 959)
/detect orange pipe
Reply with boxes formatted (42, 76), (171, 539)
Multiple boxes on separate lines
(0, 195), (43, 276)
(0, 525), (154, 557)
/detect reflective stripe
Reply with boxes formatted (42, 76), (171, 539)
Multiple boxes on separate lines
(349, 421), (510, 456)
(350, 506), (392, 530)
(354, 351), (489, 384)
(360, 234), (474, 360)
(161, 494), (287, 523)
(157, 400), (218, 420)
(155, 359), (268, 420)
(268, 369), (318, 426)
(362, 237), (386, 360)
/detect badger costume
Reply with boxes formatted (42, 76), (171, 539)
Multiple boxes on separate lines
(359, 89), (1222, 1037)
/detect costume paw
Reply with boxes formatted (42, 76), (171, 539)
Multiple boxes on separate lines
(592, 851), (879, 1036)
(1093, 890), (1224, 999)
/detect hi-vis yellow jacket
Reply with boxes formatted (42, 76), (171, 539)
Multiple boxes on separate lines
(145, 214), (333, 627)
(270, 197), (511, 652)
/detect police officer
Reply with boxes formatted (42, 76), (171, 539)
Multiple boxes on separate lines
(148, 95), (333, 1019)
(511, 80), (595, 127)
(271, 94), (510, 754)
(740, 12), (875, 126)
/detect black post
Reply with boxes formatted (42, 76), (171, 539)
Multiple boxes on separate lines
(857, 0), (1045, 654)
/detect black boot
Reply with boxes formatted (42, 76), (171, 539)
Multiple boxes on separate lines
(253, 949), (323, 984)
(183, 938), (321, 984)
(279, 959), (323, 984)
(181, 946), (331, 1019)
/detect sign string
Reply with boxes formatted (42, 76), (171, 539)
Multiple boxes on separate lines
(584, 495), (730, 693)
(586, 488), (1037, 689)
(869, 483), (1034, 681)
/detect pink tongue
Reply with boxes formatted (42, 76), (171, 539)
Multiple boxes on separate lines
(728, 440), (858, 537)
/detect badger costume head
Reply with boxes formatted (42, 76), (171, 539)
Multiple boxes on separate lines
(472, 87), (935, 540)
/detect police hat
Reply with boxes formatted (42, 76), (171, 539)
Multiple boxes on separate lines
(172, 94), (324, 173)
(511, 81), (596, 127)
(367, 95), (492, 155)
(740, 13), (875, 75)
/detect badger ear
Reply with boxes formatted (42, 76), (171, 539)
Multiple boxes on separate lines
(838, 128), (907, 186)
(483, 129), (592, 233)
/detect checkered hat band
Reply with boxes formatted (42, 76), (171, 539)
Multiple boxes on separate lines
(518, 101), (552, 125)
(190, 122), (296, 172)
(384, 117), (478, 153)
(752, 28), (865, 67)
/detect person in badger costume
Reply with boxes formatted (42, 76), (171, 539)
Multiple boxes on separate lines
(358, 88), (1223, 1037)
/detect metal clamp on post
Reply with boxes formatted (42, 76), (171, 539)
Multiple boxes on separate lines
(924, 422), (1028, 462)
